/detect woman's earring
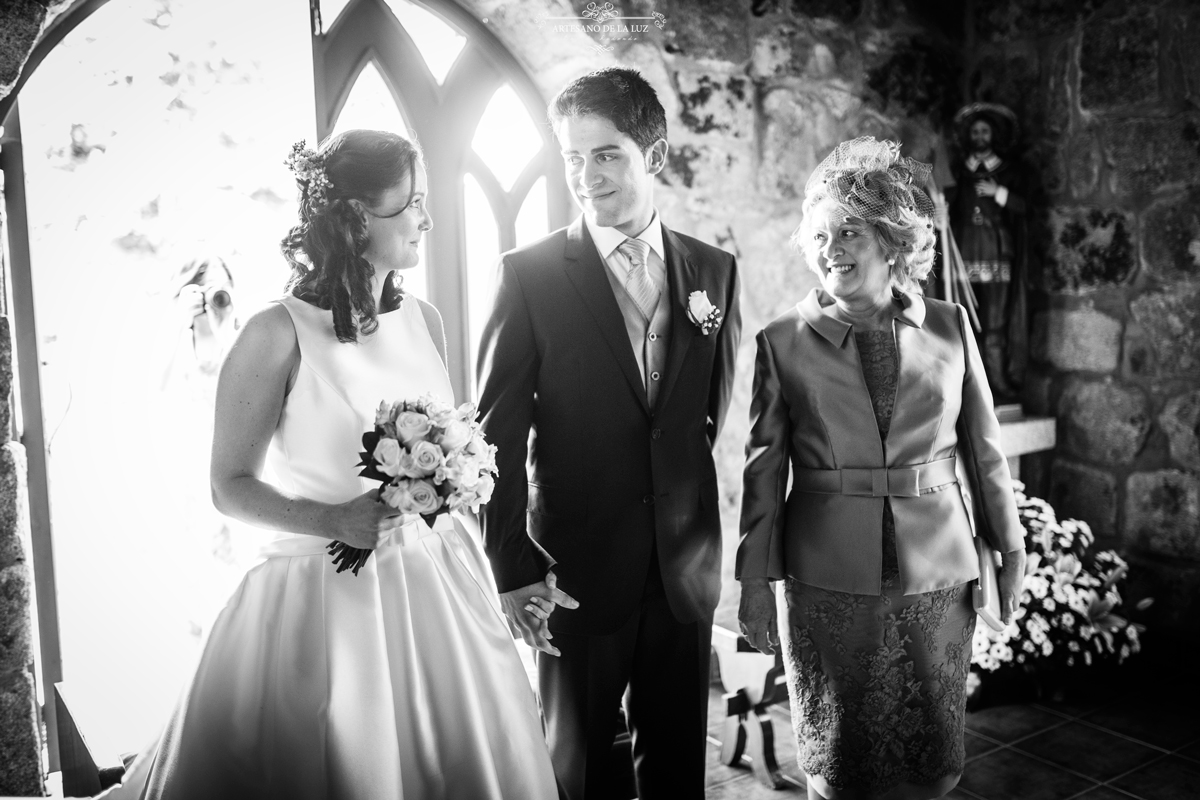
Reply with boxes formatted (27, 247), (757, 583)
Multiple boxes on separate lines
(887, 258), (896, 266)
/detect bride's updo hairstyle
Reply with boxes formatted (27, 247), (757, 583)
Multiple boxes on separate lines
(792, 136), (937, 292)
(281, 129), (422, 343)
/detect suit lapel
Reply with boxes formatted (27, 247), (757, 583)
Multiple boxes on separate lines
(656, 226), (699, 412)
(562, 217), (651, 415)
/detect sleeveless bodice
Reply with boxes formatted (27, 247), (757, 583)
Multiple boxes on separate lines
(264, 295), (452, 542)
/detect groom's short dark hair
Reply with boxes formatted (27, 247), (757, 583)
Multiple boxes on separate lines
(549, 67), (667, 154)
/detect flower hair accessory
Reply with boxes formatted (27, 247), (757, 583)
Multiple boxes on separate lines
(805, 136), (936, 223)
(686, 290), (722, 335)
(285, 140), (334, 211)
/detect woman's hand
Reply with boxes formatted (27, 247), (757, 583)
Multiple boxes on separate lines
(326, 490), (405, 550)
(998, 548), (1026, 625)
(738, 579), (779, 655)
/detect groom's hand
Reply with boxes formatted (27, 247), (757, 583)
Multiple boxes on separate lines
(499, 571), (579, 658)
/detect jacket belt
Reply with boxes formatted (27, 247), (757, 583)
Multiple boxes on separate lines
(791, 456), (958, 498)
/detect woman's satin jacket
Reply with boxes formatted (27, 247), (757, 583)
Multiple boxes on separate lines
(735, 288), (1025, 595)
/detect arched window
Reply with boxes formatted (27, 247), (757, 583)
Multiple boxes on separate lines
(0, 0), (570, 766)
(313, 0), (571, 398)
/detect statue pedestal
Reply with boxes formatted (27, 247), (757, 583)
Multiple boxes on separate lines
(996, 408), (1056, 480)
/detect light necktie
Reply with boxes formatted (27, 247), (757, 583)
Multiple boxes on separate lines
(617, 237), (659, 320)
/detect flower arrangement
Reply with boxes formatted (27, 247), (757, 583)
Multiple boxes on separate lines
(686, 290), (723, 335)
(972, 482), (1151, 674)
(285, 140), (333, 211)
(327, 395), (498, 575)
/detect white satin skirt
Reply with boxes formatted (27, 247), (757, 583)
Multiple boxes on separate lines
(102, 515), (557, 800)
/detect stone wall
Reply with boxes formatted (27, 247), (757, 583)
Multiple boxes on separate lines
(470, 0), (968, 628)
(1, 5), (1196, 782)
(965, 0), (1200, 642)
(0, 193), (43, 793)
(0, 4), (54, 794)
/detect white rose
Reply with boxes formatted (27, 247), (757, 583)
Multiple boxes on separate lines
(439, 419), (472, 452)
(395, 411), (433, 444)
(381, 479), (442, 515)
(373, 437), (404, 477)
(409, 440), (445, 476)
(474, 473), (495, 506)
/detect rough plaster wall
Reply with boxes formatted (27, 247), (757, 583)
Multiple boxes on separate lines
(468, 0), (967, 628)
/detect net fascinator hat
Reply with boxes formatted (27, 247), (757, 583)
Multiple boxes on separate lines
(803, 136), (937, 224)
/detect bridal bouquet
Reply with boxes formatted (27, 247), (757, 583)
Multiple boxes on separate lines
(971, 482), (1150, 674)
(327, 395), (498, 575)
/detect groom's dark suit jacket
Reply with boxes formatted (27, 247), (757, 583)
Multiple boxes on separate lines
(477, 216), (740, 636)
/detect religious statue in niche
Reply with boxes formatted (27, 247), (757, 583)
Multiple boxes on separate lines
(943, 102), (1029, 404)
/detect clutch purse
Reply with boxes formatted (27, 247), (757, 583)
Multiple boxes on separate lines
(973, 535), (1005, 632)
(956, 459), (1007, 632)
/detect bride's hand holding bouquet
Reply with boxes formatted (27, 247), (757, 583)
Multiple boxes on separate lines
(328, 395), (498, 575)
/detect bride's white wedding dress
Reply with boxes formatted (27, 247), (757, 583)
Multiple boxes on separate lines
(105, 295), (557, 800)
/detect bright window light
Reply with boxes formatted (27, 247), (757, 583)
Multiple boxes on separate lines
(464, 172), (499, 383)
(471, 84), (543, 192)
(319, 0), (353, 31)
(384, 0), (466, 85)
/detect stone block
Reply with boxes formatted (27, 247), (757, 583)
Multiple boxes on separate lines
(1161, 390), (1200, 472)
(0, 443), (28, 570)
(1126, 469), (1200, 560)
(1161, 3), (1200, 110)
(1080, 8), (1159, 109)
(866, 36), (962, 128)
(1066, 129), (1101, 199)
(1130, 285), (1200, 377)
(0, 565), (31, 674)
(0, 0), (46, 98)
(758, 91), (812, 201)
(1121, 320), (1157, 381)
(674, 71), (755, 138)
(1142, 188), (1200, 283)
(790, 0), (861, 25)
(748, 21), (857, 82)
(1021, 370), (1054, 416)
(658, 0), (749, 61)
(1046, 207), (1137, 291)
(974, 0), (1105, 42)
(1058, 378), (1151, 465)
(1030, 305), (1122, 373)
(0, 670), (42, 796)
(1049, 459), (1117, 538)
(1042, 40), (1074, 138)
(1106, 116), (1200, 199)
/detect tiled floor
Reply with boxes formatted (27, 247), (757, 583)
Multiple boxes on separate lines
(704, 682), (1200, 799)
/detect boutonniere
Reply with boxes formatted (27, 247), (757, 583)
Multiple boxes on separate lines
(686, 290), (723, 335)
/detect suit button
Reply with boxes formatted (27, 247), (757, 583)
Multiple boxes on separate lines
(648, 332), (658, 342)
(643, 495), (655, 505)
(650, 371), (661, 381)
(651, 428), (662, 440)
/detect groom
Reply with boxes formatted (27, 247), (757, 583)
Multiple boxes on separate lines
(476, 67), (740, 799)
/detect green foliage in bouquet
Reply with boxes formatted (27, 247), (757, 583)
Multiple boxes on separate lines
(972, 482), (1151, 673)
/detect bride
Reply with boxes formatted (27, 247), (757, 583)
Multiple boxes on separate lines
(105, 129), (569, 799)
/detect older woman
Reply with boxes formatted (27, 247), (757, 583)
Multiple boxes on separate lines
(737, 137), (1026, 800)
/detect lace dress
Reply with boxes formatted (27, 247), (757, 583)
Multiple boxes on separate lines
(781, 330), (975, 799)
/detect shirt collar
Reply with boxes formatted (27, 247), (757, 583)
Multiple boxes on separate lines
(798, 288), (926, 347)
(585, 211), (665, 263)
(965, 153), (1002, 172)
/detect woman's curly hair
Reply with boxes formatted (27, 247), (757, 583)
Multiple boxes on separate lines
(792, 136), (937, 292)
(281, 130), (422, 342)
